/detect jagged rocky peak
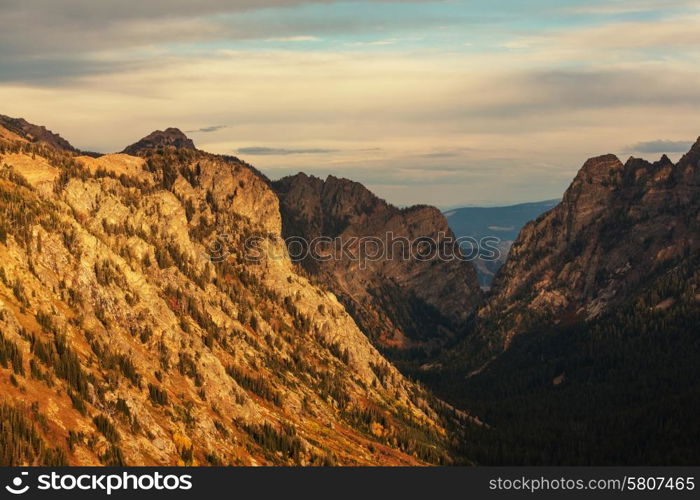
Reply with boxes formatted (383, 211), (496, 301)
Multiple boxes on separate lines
(584, 152), (623, 169)
(122, 127), (195, 155)
(677, 136), (700, 169)
(656, 154), (673, 167)
(572, 153), (623, 182)
(485, 138), (700, 352)
(0, 113), (77, 152)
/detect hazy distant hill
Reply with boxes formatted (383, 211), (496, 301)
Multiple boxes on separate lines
(444, 200), (559, 288)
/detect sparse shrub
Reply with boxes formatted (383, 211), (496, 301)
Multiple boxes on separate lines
(225, 365), (282, 407)
(0, 329), (24, 375)
(148, 383), (169, 406)
(93, 414), (119, 443)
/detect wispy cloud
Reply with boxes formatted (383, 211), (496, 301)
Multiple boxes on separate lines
(265, 36), (321, 43)
(499, 11), (700, 57)
(238, 147), (338, 155)
(627, 139), (694, 153)
(347, 38), (399, 46)
(562, 0), (700, 15)
(186, 125), (227, 133)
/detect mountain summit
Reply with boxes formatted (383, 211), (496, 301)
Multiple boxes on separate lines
(122, 127), (195, 155)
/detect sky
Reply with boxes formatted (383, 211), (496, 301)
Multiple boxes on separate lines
(1, 0), (699, 208)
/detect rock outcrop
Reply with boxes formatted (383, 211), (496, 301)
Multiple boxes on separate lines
(429, 140), (700, 465)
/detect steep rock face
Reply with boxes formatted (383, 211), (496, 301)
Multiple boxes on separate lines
(0, 124), (459, 466)
(429, 141), (700, 465)
(481, 140), (700, 350)
(273, 173), (482, 351)
(122, 128), (196, 155)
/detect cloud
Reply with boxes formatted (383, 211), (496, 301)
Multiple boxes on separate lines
(0, 1), (451, 84)
(265, 36), (321, 43)
(238, 147), (338, 155)
(0, 1), (387, 26)
(500, 11), (700, 56)
(562, 0), (700, 15)
(627, 139), (694, 153)
(447, 68), (700, 123)
(0, 1), (441, 54)
(347, 38), (399, 46)
(0, 56), (143, 84)
(418, 148), (472, 159)
(186, 125), (227, 133)
(3, 1), (700, 207)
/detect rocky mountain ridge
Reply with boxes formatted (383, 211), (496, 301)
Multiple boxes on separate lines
(4, 112), (696, 467)
(479, 140), (700, 352)
(272, 173), (483, 353)
(0, 116), (464, 466)
(426, 140), (700, 465)
(0, 114), (77, 153)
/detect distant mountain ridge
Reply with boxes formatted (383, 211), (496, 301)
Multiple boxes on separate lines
(444, 199), (559, 288)
(444, 199), (559, 241)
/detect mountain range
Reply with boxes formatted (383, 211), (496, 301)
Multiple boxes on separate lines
(0, 118), (462, 466)
(0, 113), (698, 466)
